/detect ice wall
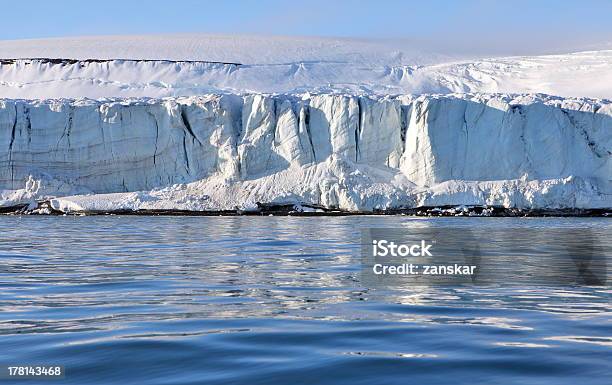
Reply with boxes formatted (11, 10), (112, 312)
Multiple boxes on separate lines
(0, 96), (240, 192)
(401, 94), (611, 186)
(0, 93), (610, 210)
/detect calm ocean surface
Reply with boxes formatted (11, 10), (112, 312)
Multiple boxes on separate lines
(0, 216), (610, 384)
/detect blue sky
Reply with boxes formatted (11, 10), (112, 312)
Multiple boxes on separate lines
(2, 0), (611, 53)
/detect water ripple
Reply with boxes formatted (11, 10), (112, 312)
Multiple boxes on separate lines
(0, 216), (610, 384)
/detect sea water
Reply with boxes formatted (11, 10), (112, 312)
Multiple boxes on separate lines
(0, 216), (610, 384)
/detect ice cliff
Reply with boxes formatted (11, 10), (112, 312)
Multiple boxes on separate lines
(0, 93), (610, 212)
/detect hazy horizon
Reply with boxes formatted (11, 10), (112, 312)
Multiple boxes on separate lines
(1, 0), (612, 56)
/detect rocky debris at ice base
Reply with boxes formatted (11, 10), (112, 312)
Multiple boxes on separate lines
(291, 204), (322, 213)
(1, 92), (610, 212)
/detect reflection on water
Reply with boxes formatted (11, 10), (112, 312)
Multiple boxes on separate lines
(0, 216), (610, 385)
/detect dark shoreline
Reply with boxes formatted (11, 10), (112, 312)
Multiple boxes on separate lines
(2, 202), (610, 217)
(0, 57), (242, 66)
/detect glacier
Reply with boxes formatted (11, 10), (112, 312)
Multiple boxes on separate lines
(1, 52), (611, 99)
(1, 93), (610, 213)
(1, 35), (611, 99)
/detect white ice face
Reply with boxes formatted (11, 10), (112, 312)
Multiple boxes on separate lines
(1, 93), (610, 212)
